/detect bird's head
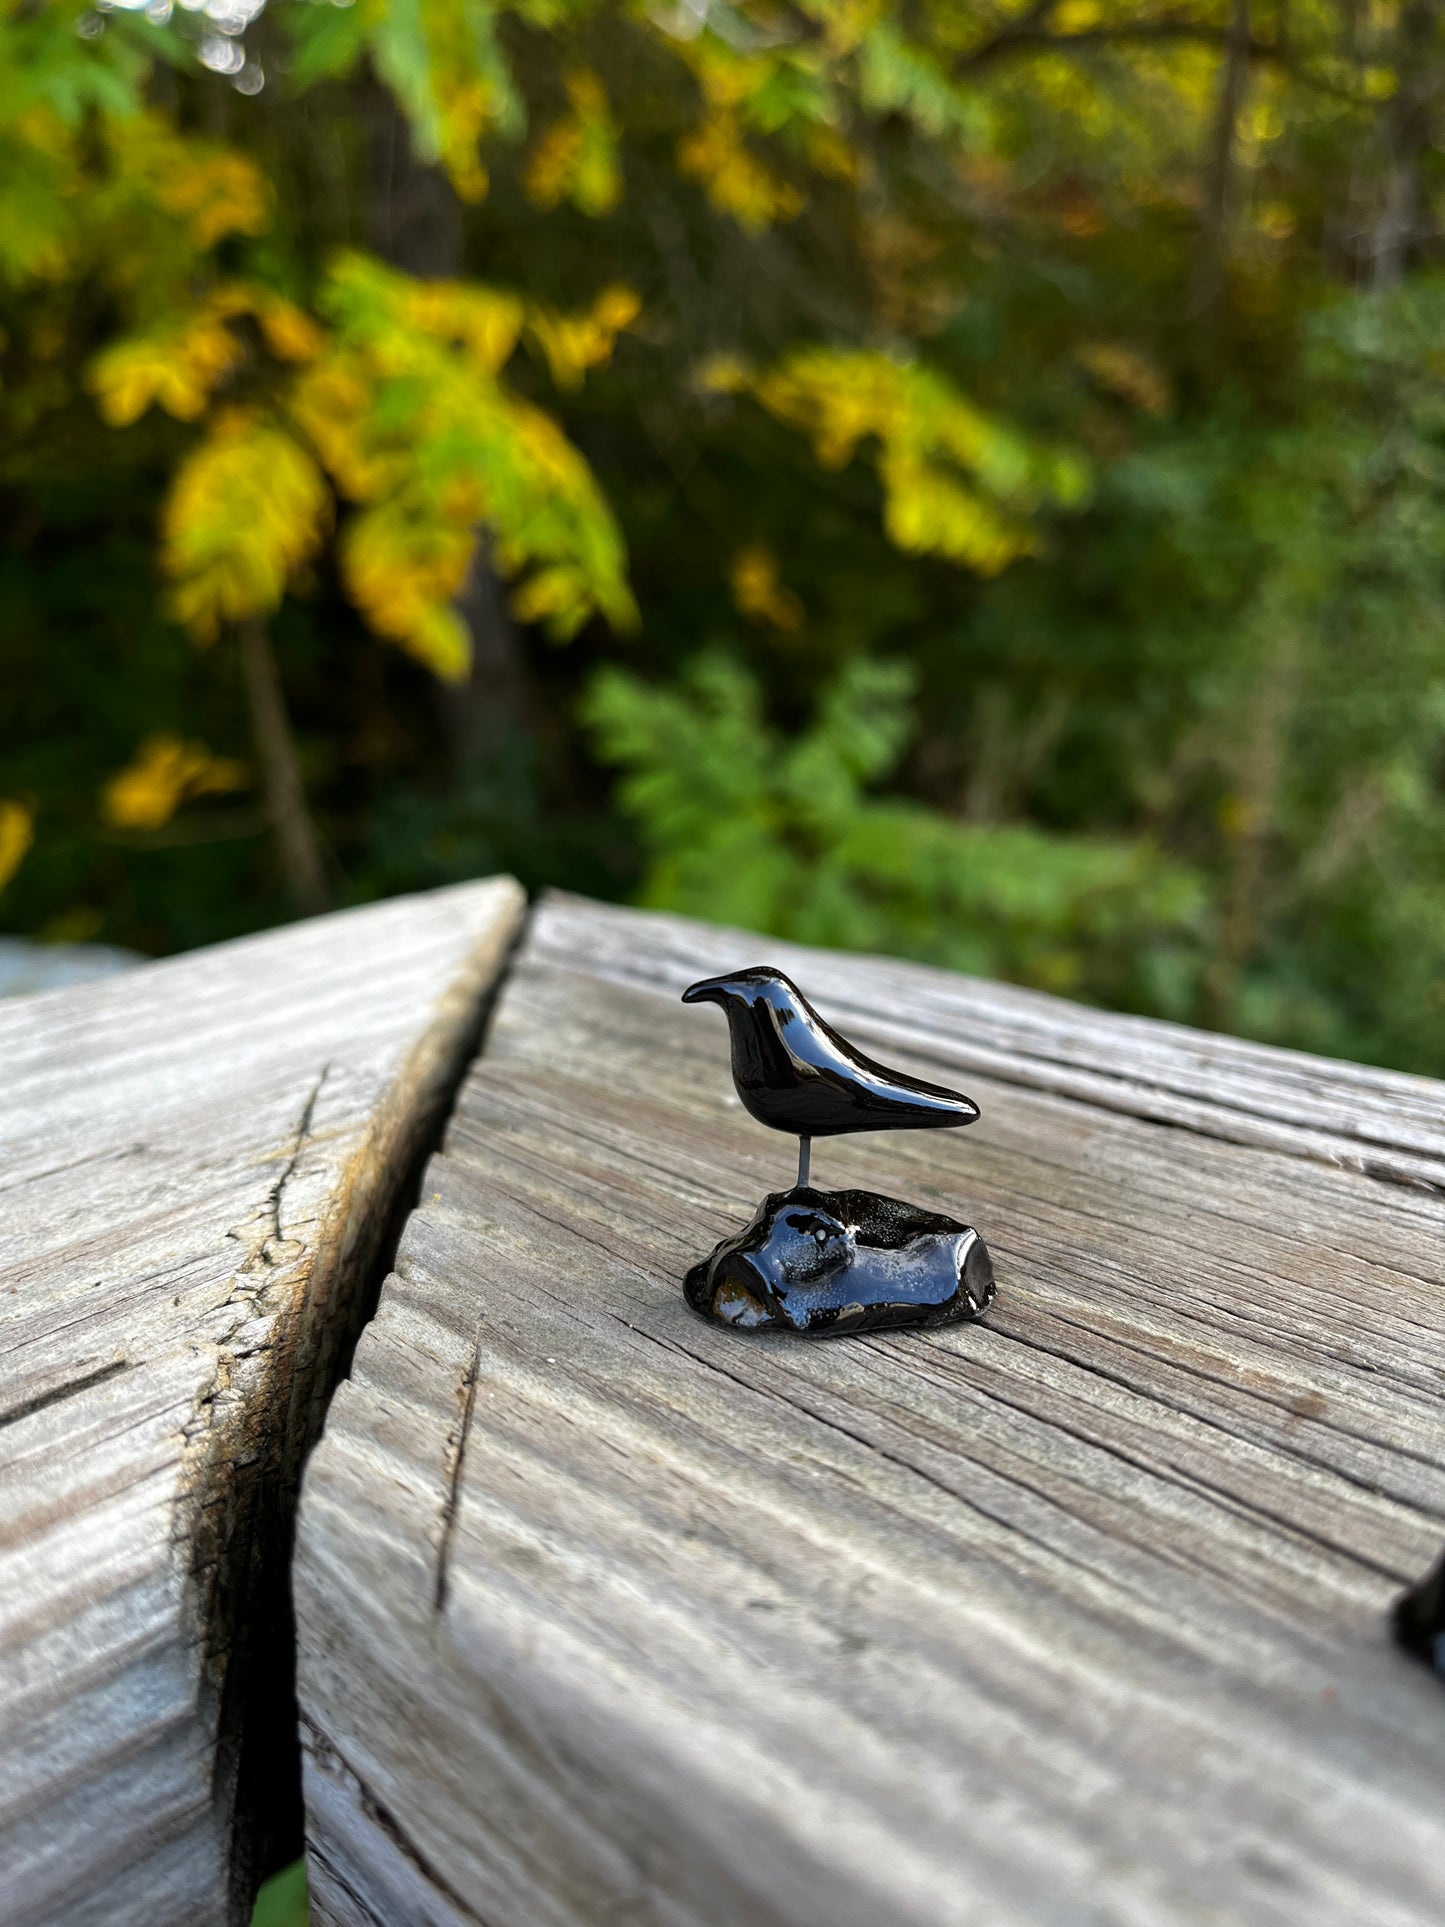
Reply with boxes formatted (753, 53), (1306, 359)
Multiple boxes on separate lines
(681, 966), (799, 1017)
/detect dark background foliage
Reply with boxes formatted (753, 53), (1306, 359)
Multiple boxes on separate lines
(3, 0), (1443, 1076)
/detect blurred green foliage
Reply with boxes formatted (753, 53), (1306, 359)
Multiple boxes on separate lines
(249, 1857), (307, 1927)
(2, 0), (1444, 1076)
(586, 652), (1205, 1001)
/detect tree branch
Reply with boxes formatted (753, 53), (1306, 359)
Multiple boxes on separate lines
(955, 12), (1371, 112)
(958, 0), (1066, 69)
(955, 14), (1367, 103)
(962, 16), (1265, 69)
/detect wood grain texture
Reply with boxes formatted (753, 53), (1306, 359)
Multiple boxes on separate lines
(297, 894), (1445, 1927)
(531, 896), (1445, 1193)
(0, 877), (525, 1927)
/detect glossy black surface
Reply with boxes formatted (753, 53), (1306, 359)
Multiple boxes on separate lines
(1394, 1548), (1445, 1677)
(682, 967), (979, 1140)
(685, 1186), (994, 1337)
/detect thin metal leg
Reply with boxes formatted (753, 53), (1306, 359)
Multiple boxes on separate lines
(796, 1135), (811, 1190)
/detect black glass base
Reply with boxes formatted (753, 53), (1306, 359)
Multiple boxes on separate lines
(684, 1186), (994, 1337)
(1394, 1548), (1445, 1677)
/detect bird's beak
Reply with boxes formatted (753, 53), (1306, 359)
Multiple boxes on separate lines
(681, 975), (730, 1006)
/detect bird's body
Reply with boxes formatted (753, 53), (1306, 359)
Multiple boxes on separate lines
(682, 967), (979, 1168)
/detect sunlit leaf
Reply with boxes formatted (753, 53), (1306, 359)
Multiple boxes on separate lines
(307, 252), (637, 652)
(730, 544), (804, 630)
(162, 412), (331, 640)
(677, 109), (804, 231)
(526, 71), (622, 216)
(0, 800), (34, 896)
(526, 283), (640, 390)
(101, 734), (247, 831)
(711, 346), (1089, 572)
(88, 313), (241, 426)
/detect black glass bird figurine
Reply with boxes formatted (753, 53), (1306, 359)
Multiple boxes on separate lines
(681, 966), (994, 1337)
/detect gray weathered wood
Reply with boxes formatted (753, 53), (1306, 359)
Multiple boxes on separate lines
(529, 896), (1445, 1192)
(0, 877), (524, 1927)
(297, 894), (1445, 1927)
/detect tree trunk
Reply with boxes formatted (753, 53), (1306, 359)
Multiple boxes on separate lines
(238, 618), (330, 915)
(1371, 0), (1438, 287)
(1190, 0), (1253, 311)
(439, 542), (541, 771)
(363, 75), (465, 277)
(1200, 621), (1298, 1032)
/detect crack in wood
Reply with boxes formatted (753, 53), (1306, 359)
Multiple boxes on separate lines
(434, 1327), (485, 1616)
(0, 1357), (130, 1430)
(253, 1062), (332, 1276)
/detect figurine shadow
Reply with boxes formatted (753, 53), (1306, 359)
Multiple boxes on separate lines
(1394, 1547), (1445, 1678)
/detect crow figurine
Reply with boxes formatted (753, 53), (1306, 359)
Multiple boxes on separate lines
(681, 966), (994, 1337)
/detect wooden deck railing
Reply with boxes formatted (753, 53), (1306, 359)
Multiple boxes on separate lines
(3, 880), (1442, 1926)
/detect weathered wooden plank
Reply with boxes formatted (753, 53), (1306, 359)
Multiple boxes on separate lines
(0, 877), (525, 1927)
(296, 894), (1445, 1927)
(530, 895), (1445, 1191)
